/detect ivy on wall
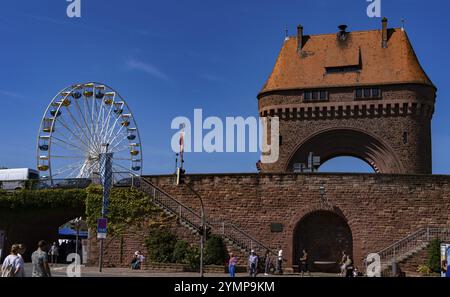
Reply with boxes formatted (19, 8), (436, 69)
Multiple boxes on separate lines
(0, 186), (175, 239)
(0, 189), (86, 210)
(85, 185), (168, 236)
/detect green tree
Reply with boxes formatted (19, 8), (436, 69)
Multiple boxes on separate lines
(427, 238), (441, 273)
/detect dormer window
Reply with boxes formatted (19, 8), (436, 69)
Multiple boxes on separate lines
(355, 88), (381, 99)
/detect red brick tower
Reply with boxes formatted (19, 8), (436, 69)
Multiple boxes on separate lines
(258, 18), (436, 174)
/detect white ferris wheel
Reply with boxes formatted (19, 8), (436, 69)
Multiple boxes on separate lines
(36, 82), (143, 183)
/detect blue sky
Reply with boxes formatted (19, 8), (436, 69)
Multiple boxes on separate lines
(0, 0), (449, 174)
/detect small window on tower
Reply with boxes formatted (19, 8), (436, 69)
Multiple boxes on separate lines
(312, 91), (318, 100)
(355, 89), (362, 98)
(364, 88), (371, 98)
(320, 91), (328, 100)
(304, 91), (311, 101)
(372, 88), (380, 98)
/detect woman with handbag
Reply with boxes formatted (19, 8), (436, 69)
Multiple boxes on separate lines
(1, 244), (20, 277)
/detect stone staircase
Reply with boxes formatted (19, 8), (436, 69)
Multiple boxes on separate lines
(138, 177), (276, 258)
(374, 227), (450, 276)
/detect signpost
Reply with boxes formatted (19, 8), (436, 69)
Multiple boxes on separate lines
(98, 144), (113, 272)
(97, 218), (107, 239)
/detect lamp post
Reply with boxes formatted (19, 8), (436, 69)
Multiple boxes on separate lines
(74, 217), (81, 257)
(183, 182), (205, 277)
(99, 143), (112, 273)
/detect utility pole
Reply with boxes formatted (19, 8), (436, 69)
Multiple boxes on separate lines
(99, 143), (112, 273)
(177, 176), (205, 277)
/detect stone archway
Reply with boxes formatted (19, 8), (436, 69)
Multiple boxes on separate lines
(285, 128), (404, 173)
(293, 210), (353, 273)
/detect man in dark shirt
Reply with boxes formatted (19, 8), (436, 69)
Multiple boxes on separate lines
(300, 249), (311, 277)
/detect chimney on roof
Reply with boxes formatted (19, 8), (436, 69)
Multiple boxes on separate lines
(337, 24), (348, 41)
(382, 17), (388, 48)
(297, 25), (304, 52)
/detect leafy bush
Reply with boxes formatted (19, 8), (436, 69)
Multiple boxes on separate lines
(204, 235), (227, 265)
(172, 240), (191, 264)
(185, 245), (200, 272)
(417, 264), (431, 274)
(145, 227), (178, 263)
(427, 238), (441, 273)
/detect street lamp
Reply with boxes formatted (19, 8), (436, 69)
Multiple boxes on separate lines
(70, 217), (83, 258)
(186, 184), (206, 277)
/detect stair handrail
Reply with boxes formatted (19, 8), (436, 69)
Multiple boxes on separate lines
(139, 177), (277, 256)
(374, 226), (450, 274)
(377, 227), (427, 257)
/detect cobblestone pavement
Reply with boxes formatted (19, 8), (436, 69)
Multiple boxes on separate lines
(23, 263), (340, 277)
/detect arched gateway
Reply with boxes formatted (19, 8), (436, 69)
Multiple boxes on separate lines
(286, 128), (404, 173)
(293, 210), (353, 273)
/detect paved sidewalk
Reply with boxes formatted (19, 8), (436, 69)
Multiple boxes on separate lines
(24, 263), (340, 277)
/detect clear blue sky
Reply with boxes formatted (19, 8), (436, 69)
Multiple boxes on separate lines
(0, 0), (449, 174)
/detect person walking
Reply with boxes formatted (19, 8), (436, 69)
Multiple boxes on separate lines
(264, 250), (270, 276)
(340, 251), (348, 277)
(442, 260), (448, 277)
(32, 240), (51, 277)
(345, 255), (354, 277)
(1, 244), (20, 277)
(300, 249), (311, 277)
(49, 242), (59, 266)
(248, 250), (258, 277)
(276, 248), (283, 275)
(15, 244), (26, 277)
(228, 253), (237, 277)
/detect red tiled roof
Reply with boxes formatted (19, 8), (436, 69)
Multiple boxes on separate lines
(259, 28), (434, 96)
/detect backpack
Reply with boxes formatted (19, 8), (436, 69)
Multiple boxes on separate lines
(1, 256), (18, 277)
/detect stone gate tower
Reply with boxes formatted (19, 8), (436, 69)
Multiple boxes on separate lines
(258, 18), (436, 174)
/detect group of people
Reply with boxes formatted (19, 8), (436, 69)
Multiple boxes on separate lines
(227, 248), (361, 277)
(1, 243), (26, 277)
(48, 240), (81, 264)
(1, 240), (52, 277)
(340, 251), (361, 277)
(130, 250), (145, 270)
(228, 248), (285, 277)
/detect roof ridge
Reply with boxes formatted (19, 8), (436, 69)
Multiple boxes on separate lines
(286, 27), (403, 39)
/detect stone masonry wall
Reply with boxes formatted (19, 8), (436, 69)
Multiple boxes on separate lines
(145, 173), (450, 271)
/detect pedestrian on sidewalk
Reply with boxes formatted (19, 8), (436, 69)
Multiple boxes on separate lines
(276, 247), (283, 275)
(299, 249), (311, 277)
(340, 251), (348, 277)
(16, 244), (26, 277)
(228, 253), (237, 277)
(264, 250), (270, 276)
(1, 244), (20, 277)
(49, 242), (59, 266)
(248, 250), (258, 277)
(32, 240), (51, 277)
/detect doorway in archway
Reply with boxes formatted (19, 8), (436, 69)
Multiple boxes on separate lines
(293, 210), (352, 273)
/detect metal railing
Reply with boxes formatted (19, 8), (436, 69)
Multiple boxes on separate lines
(139, 177), (277, 257)
(375, 226), (450, 275)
